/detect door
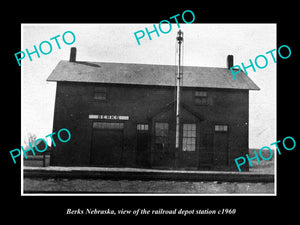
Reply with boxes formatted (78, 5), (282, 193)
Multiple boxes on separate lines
(90, 122), (124, 166)
(152, 122), (173, 168)
(213, 125), (228, 167)
(136, 133), (149, 167)
(178, 123), (198, 169)
(136, 124), (150, 167)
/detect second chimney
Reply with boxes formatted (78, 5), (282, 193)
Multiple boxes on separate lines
(227, 55), (233, 69)
(70, 47), (76, 62)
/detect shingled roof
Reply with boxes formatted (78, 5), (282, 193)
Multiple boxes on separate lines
(47, 60), (260, 90)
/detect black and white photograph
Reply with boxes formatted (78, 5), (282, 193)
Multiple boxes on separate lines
(4, 6), (298, 221)
(21, 23), (276, 195)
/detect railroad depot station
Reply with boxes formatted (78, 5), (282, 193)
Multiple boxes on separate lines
(47, 36), (259, 172)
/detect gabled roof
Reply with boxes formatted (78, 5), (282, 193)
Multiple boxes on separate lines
(147, 101), (204, 121)
(47, 60), (260, 90)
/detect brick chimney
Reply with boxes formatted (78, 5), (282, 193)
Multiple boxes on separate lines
(227, 55), (233, 69)
(70, 47), (76, 62)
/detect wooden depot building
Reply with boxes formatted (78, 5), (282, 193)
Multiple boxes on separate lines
(47, 47), (259, 171)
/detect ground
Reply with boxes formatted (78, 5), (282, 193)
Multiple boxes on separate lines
(24, 178), (274, 194)
(23, 149), (275, 194)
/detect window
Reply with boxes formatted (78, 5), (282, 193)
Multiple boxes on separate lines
(137, 124), (149, 132)
(155, 123), (168, 137)
(195, 91), (208, 105)
(93, 122), (124, 130)
(182, 123), (196, 151)
(94, 86), (107, 100)
(215, 125), (228, 132)
(155, 123), (169, 148)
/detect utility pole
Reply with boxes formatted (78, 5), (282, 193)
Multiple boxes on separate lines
(175, 30), (183, 151)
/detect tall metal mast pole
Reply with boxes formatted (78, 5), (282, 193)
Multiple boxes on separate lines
(176, 30), (183, 149)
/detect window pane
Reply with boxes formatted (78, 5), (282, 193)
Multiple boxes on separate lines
(183, 129), (187, 137)
(215, 125), (228, 132)
(137, 124), (149, 131)
(223, 125), (228, 131)
(94, 92), (106, 100)
(195, 91), (207, 97)
(93, 122), (123, 130)
(191, 124), (196, 131)
(182, 123), (196, 151)
(187, 145), (191, 151)
(183, 125), (188, 132)
(195, 97), (208, 105)
(155, 123), (160, 132)
(183, 124), (196, 137)
(155, 123), (168, 136)
(192, 131), (196, 137)
(191, 138), (196, 145)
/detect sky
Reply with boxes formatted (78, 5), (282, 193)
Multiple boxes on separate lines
(21, 23), (276, 148)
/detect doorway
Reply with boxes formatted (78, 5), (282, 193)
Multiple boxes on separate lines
(90, 122), (124, 166)
(213, 125), (229, 167)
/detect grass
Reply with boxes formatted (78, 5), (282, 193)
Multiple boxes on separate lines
(248, 149), (275, 174)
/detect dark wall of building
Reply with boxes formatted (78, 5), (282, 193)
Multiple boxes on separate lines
(50, 81), (249, 171)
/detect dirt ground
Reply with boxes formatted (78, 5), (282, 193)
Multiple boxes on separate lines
(23, 178), (274, 194)
(23, 149), (275, 194)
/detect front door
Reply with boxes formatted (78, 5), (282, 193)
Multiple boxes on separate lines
(178, 123), (198, 169)
(136, 133), (149, 167)
(152, 122), (174, 168)
(213, 130), (228, 167)
(90, 122), (124, 166)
